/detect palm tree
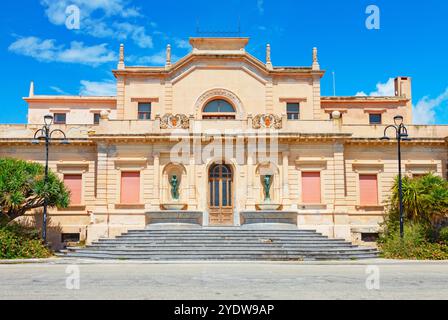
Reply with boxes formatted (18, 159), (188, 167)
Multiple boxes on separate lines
(390, 173), (448, 224)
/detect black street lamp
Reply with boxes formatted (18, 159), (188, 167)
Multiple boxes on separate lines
(32, 114), (69, 243)
(381, 115), (411, 239)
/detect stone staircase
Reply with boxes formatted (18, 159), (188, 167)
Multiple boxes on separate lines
(58, 228), (379, 261)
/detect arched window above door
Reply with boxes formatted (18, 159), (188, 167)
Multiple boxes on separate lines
(202, 99), (236, 120)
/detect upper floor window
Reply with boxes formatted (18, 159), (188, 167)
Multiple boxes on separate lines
(203, 99), (236, 120)
(138, 103), (151, 120)
(54, 113), (66, 124)
(286, 103), (300, 120)
(369, 113), (382, 125)
(93, 113), (101, 125)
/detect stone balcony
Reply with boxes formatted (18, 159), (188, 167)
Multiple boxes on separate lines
(1, 118), (448, 142)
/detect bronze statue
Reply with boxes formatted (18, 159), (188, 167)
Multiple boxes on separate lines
(170, 175), (179, 200)
(263, 175), (273, 202)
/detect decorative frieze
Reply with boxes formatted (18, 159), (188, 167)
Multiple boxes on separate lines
(252, 114), (282, 129)
(160, 114), (190, 129)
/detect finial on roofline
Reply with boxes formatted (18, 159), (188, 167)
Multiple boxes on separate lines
(266, 44), (273, 70)
(118, 44), (125, 70)
(312, 47), (320, 71)
(166, 44), (172, 69)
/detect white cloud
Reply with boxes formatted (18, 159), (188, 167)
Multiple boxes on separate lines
(174, 39), (190, 50)
(133, 51), (179, 66)
(40, 0), (153, 48)
(114, 22), (153, 48)
(79, 80), (116, 96)
(358, 78), (395, 97)
(8, 36), (116, 66)
(257, 0), (264, 14)
(50, 86), (69, 95)
(413, 88), (448, 125)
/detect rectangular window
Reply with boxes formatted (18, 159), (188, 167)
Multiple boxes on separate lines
(64, 174), (82, 205)
(54, 113), (67, 124)
(302, 172), (321, 204)
(93, 113), (101, 125)
(61, 233), (80, 243)
(120, 172), (140, 204)
(287, 103), (300, 120)
(359, 174), (379, 206)
(369, 113), (382, 125)
(138, 103), (151, 120)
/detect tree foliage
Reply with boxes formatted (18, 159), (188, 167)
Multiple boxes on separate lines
(0, 158), (70, 221)
(389, 173), (448, 224)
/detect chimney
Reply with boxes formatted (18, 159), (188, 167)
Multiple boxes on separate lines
(117, 44), (125, 70)
(394, 77), (412, 99)
(29, 81), (34, 97)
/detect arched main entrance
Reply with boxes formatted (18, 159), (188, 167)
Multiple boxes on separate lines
(208, 163), (234, 226)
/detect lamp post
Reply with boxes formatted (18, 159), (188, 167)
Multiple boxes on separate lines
(381, 115), (411, 239)
(32, 115), (69, 243)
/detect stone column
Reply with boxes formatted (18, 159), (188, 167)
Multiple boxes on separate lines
(333, 142), (349, 239)
(188, 154), (197, 208)
(153, 152), (161, 209)
(246, 145), (255, 208)
(96, 143), (109, 211)
(282, 151), (290, 206)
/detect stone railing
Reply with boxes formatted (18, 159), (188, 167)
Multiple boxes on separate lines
(1, 118), (447, 141)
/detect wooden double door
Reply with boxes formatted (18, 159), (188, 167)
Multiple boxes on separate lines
(208, 164), (234, 226)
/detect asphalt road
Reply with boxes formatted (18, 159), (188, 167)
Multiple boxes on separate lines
(0, 259), (447, 300)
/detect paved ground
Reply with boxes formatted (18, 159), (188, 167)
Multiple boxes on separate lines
(0, 259), (447, 300)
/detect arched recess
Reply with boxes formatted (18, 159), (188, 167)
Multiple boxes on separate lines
(255, 162), (280, 203)
(194, 88), (245, 120)
(162, 163), (187, 203)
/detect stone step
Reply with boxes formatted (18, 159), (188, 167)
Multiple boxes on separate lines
(88, 242), (356, 248)
(62, 252), (379, 261)
(94, 241), (352, 247)
(62, 226), (380, 261)
(65, 248), (378, 255)
(129, 230), (319, 234)
(116, 235), (331, 240)
(123, 230), (322, 235)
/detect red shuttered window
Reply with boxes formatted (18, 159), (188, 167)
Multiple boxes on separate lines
(302, 172), (321, 204)
(121, 172), (140, 204)
(64, 174), (82, 205)
(359, 174), (378, 206)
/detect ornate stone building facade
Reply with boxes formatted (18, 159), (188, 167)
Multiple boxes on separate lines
(1, 37), (447, 249)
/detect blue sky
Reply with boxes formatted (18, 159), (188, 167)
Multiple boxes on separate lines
(0, 0), (447, 124)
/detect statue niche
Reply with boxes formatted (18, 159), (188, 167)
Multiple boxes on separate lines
(162, 163), (187, 211)
(255, 163), (281, 211)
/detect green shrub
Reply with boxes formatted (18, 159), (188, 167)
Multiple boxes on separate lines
(0, 223), (52, 259)
(440, 227), (448, 244)
(379, 222), (448, 260)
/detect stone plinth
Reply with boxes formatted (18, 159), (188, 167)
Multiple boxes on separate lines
(240, 211), (297, 226)
(146, 211), (203, 226)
